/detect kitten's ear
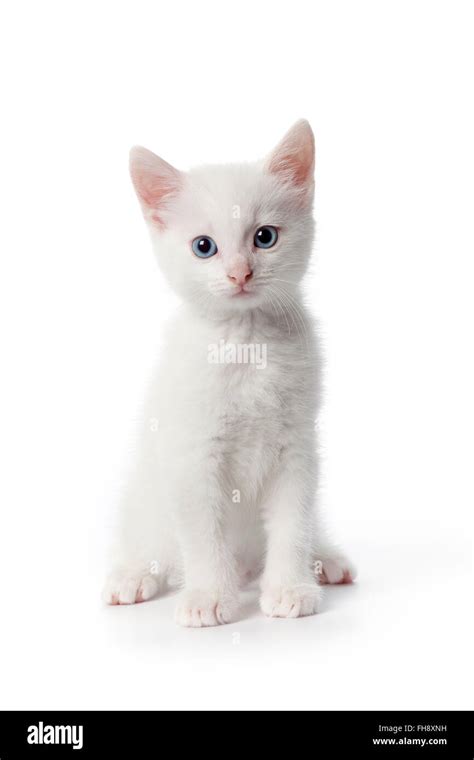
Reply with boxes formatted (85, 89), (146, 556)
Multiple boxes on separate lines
(129, 146), (182, 227)
(265, 119), (315, 195)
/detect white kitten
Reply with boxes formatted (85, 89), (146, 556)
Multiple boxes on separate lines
(103, 120), (355, 626)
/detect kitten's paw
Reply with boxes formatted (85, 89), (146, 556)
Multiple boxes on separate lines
(315, 554), (357, 585)
(175, 590), (237, 628)
(102, 570), (160, 605)
(260, 582), (322, 619)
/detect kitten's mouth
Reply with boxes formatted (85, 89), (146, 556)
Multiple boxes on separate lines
(230, 287), (254, 298)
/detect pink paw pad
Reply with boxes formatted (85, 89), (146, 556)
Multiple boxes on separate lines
(317, 558), (356, 585)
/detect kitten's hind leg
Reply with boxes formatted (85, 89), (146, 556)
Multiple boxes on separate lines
(313, 543), (357, 585)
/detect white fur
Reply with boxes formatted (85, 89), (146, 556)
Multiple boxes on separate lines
(103, 121), (355, 626)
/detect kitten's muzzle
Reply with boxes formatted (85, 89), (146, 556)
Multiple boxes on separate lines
(226, 267), (253, 288)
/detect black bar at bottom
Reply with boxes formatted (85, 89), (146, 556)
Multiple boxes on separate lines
(0, 711), (471, 757)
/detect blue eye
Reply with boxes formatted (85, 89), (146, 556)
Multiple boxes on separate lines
(254, 226), (278, 249)
(192, 236), (218, 258)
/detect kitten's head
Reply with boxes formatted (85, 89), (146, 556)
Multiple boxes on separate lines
(130, 120), (315, 316)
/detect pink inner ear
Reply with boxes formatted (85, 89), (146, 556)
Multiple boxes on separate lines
(130, 147), (181, 227)
(267, 120), (315, 189)
(135, 170), (171, 208)
(271, 150), (312, 186)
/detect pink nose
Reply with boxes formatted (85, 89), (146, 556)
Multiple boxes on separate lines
(227, 265), (253, 287)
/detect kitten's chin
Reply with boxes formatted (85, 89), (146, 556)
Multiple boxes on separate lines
(224, 288), (263, 310)
(185, 286), (266, 317)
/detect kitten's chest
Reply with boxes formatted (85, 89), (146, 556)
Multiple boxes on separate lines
(212, 354), (283, 419)
(158, 312), (317, 435)
(155, 315), (317, 488)
(165, 329), (309, 424)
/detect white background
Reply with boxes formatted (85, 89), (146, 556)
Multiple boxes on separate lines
(0, 0), (473, 710)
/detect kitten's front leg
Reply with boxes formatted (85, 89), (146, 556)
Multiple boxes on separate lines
(174, 463), (239, 628)
(260, 448), (322, 618)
